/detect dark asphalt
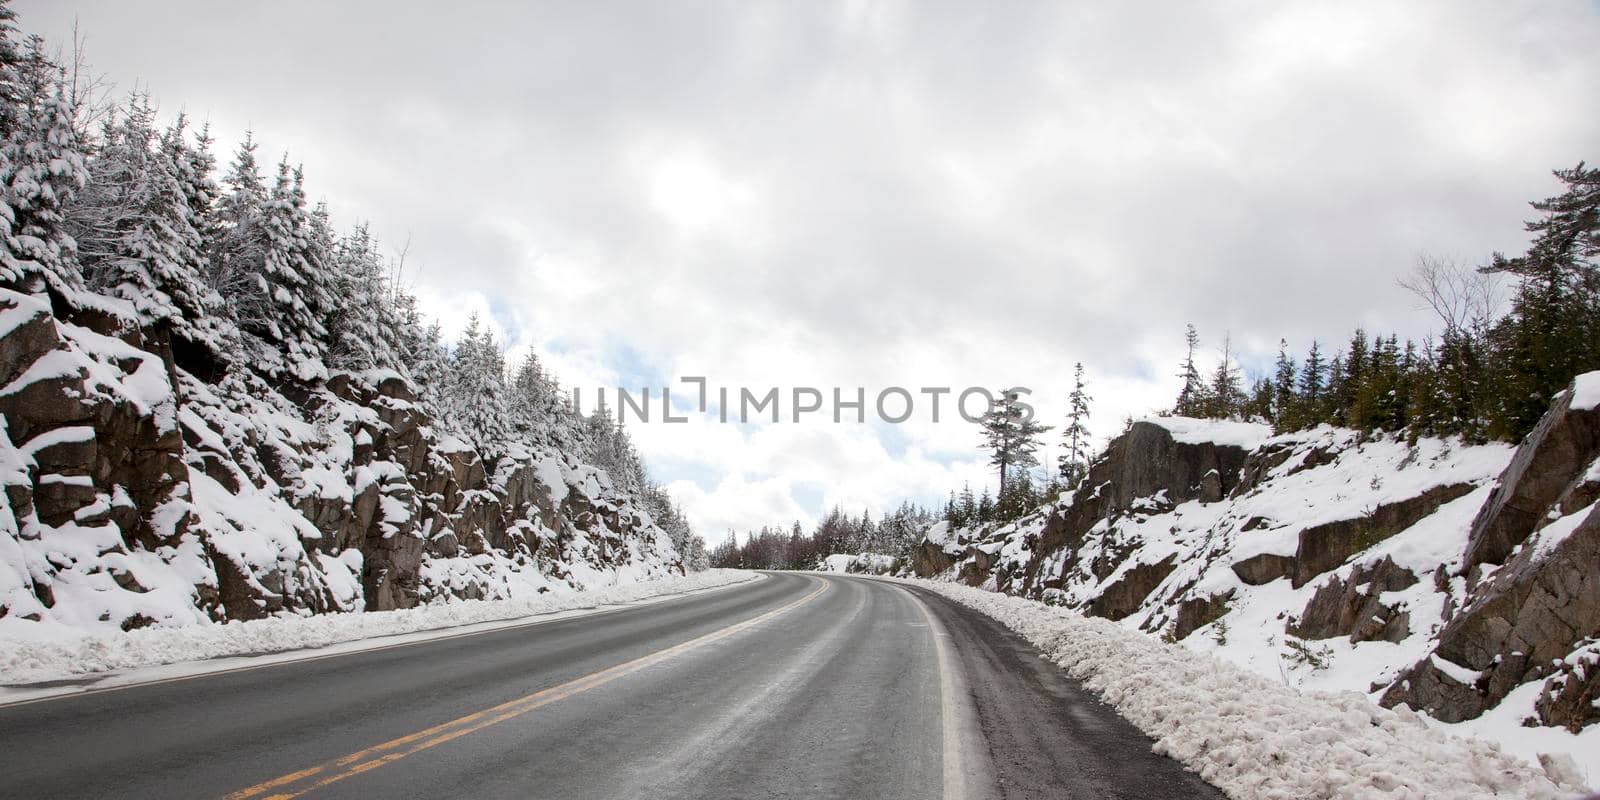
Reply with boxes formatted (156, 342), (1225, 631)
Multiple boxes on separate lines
(0, 572), (1225, 799)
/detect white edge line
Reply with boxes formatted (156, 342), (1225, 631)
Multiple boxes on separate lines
(892, 580), (995, 800)
(0, 573), (767, 708)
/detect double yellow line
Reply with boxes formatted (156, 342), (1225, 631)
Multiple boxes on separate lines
(227, 578), (829, 800)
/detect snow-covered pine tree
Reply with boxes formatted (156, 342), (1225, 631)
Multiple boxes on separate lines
(69, 94), (222, 348)
(326, 223), (402, 373)
(445, 313), (512, 460)
(259, 161), (335, 381)
(157, 114), (233, 361)
(958, 482), (977, 527)
(206, 132), (267, 311)
(0, 33), (87, 302)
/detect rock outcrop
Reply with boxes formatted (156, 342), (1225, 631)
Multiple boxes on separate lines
(1382, 375), (1600, 725)
(0, 288), (683, 631)
(909, 390), (1600, 743)
(1021, 420), (1253, 595)
(1462, 380), (1600, 571)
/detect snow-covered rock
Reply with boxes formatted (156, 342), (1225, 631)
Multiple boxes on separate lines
(910, 381), (1600, 784)
(0, 288), (690, 644)
(819, 552), (898, 574)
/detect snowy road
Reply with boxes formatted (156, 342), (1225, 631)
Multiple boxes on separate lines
(0, 573), (1222, 799)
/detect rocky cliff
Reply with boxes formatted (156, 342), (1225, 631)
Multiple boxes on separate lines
(912, 373), (1600, 765)
(0, 288), (683, 632)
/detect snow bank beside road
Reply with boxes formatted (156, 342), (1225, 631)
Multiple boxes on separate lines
(819, 553), (898, 574)
(1, 570), (756, 686)
(897, 577), (1588, 800)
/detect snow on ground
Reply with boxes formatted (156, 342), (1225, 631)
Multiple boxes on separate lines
(819, 553), (898, 574)
(1142, 415), (1275, 449)
(1570, 370), (1600, 411)
(0, 570), (757, 687)
(893, 576), (1589, 800)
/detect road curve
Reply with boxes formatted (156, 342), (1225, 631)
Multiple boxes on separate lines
(0, 572), (1224, 799)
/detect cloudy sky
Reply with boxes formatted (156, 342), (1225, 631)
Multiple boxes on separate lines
(19, 1), (1600, 539)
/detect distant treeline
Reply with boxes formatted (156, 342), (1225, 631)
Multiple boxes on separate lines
(1175, 163), (1599, 443)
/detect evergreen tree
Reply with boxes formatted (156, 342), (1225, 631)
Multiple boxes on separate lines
(958, 483), (977, 528)
(1205, 333), (1243, 418)
(1296, 340), (1325, 428)
(1057, 362), (1092, 489)
(976, 488), (995, 524)
(67, 95), (236, 369)
(1243, 376), (1274, 422)
(1271, 339), (1297, 428)
(326, 223), (402, 372)
(446, 313), (512, 461)
(1337, 328), (1369, 427)
(979, 388), (1052, 495)
(1173, 323), (1205, 416)
(206, 132), (267, 307)
(0, 34), (87, 301)
(995, 470), (1037, 522)
(1482, 162), (1600, 438)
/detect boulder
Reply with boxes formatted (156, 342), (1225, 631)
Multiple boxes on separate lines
(1232, 553), (1296, 585)
(1292, 557), (1416, 643)
(911, 538), (957, 577)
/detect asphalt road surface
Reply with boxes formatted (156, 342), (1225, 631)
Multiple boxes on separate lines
(0, 572), (1225, 799)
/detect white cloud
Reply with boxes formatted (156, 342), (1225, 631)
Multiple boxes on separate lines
(20, 0), (1599, 535)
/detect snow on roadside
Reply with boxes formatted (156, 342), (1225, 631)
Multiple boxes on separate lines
(819, 553), (897, 574)
(0, 570), (757, 686)
(893, 576), (1588, 800)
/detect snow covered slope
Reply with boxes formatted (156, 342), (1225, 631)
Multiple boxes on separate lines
(911, 372), (1600, 784)
(0, 288), (688, 640)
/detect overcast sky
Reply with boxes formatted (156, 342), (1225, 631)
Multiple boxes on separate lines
(19, 1), (1600, 539)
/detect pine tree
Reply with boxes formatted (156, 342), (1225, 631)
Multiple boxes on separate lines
(1, 34), (88, 301)
(1243, 376), (1274, 422)
(979, 388), (1052, 495)
(1205, 333), (1243, 419)
(1174, 323), (1205, 416)
(1482, 162), (1600, 438)
(446, 313), (512, 461)
(1271, 339), (1297, 430)
(1296, 342), (1326, 426)
(1057, 362), (1092, 489)
(206, 132), (267, 307)
(995, 470), (1037, 522)
(958, 483), (977, 528)
(70, 94), (220, 344)
(1337, 329), (1369, 427)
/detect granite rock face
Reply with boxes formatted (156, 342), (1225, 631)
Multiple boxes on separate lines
(1380, 376), (1600, 727)
(0, 288), (682, 630)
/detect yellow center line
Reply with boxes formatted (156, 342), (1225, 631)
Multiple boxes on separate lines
(225, 577), (829, 800)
